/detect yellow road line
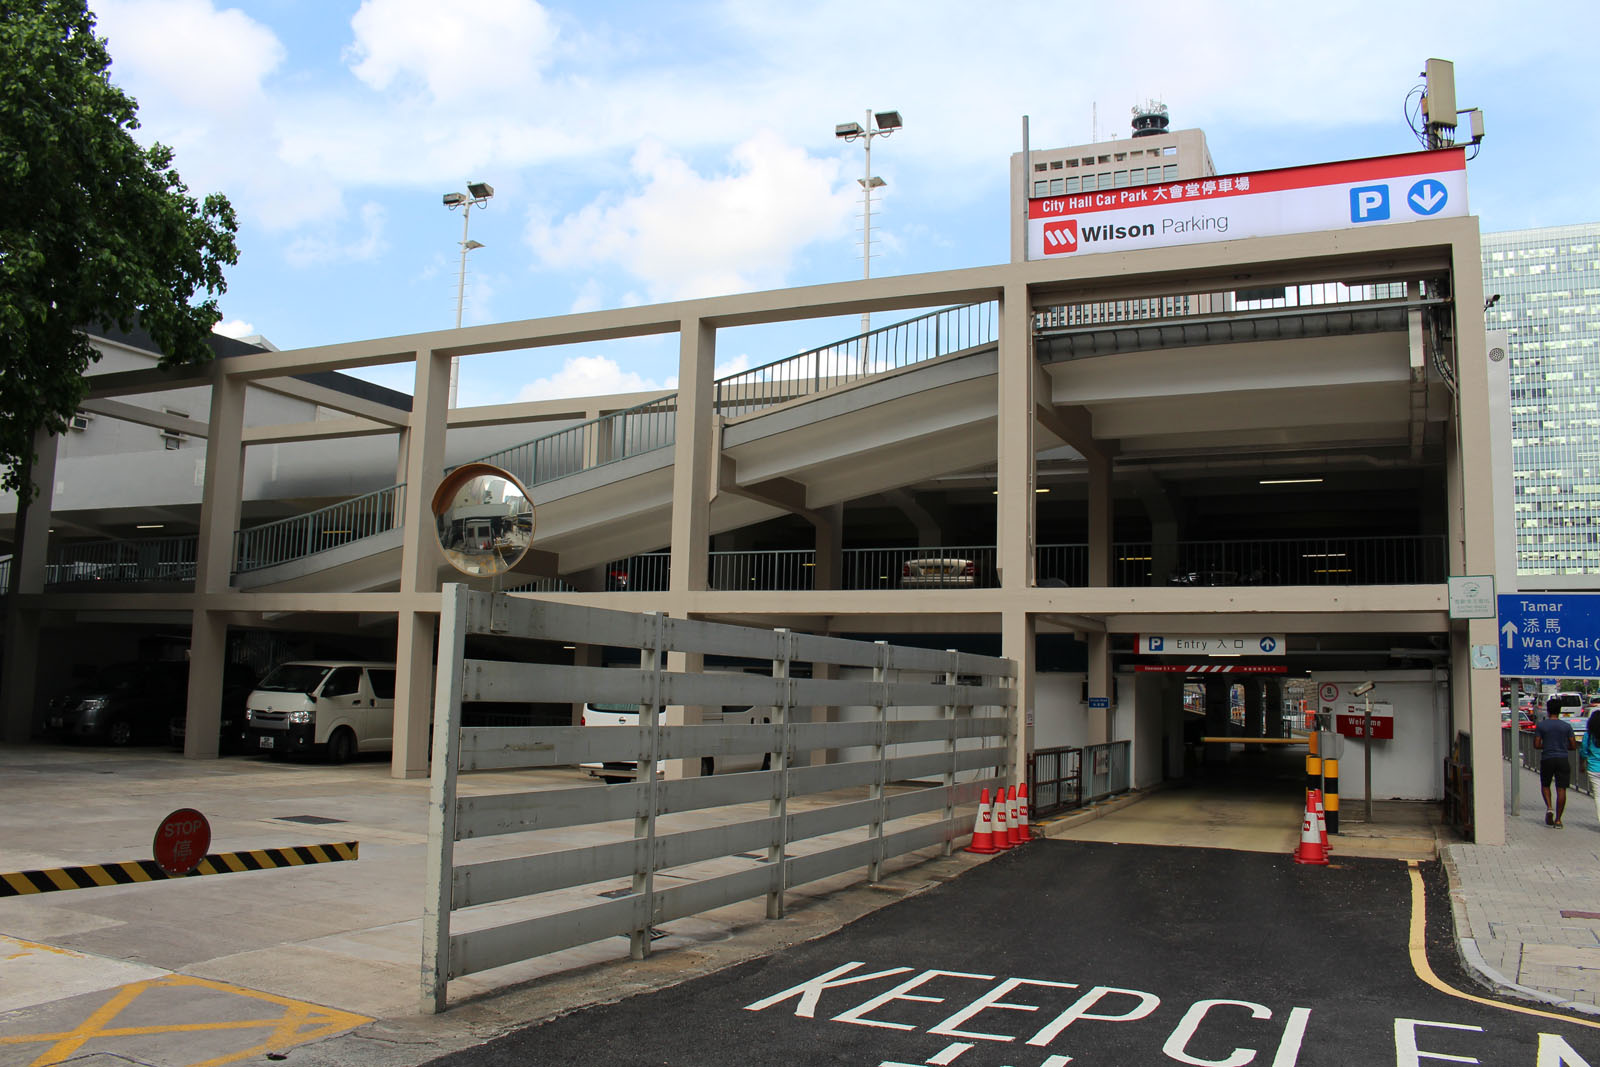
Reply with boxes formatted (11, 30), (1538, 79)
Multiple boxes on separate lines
(1406, 860), (1600, 1030)
(28, 980), (151, 1066)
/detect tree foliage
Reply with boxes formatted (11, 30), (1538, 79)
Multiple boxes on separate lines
(0, 0), (238, 499)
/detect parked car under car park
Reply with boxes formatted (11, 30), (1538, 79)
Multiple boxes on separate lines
(47, 661), (189, 746)
(167, 662), (261, 753)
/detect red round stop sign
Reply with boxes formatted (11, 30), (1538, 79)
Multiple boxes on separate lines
(153, 808), (211, 875)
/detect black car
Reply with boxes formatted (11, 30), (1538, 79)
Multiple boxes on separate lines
(168, 663), (260, 753)
(46, 661), (189, 746)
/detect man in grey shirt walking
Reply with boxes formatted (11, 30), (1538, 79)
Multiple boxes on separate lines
(1536, 708), (1577, 827)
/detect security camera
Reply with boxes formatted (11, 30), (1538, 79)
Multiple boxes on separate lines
(1352, 681), (1375, 696)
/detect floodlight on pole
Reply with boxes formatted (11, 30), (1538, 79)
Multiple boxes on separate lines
(835, 108), (902, 347)
(443, 181), (494, 407)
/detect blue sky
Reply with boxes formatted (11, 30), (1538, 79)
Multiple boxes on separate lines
(91, 0), (1599, 405)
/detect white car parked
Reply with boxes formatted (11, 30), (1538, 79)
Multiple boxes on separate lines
(579, 702), (772, 782)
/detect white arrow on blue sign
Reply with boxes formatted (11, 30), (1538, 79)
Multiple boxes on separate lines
(1408, 178), (1449, 216)
(1498, 593), (1600, 678)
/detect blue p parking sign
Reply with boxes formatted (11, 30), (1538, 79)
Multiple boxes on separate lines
(1350, 184), (1390, 222)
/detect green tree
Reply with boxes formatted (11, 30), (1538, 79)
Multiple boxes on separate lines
(0, 0), (238, 508)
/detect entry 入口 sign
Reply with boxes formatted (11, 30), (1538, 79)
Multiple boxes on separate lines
(1027, 148), (1468, 260)
(1138, 634), (1284, 657)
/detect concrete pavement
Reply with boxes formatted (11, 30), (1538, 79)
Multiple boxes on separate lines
(1444, 757), (1600, 1015)
(3, 744), (1599, 1067)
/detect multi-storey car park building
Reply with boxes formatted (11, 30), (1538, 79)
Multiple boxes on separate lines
(0, 134), (1508, 843)
(1482, 223), (1600, 584)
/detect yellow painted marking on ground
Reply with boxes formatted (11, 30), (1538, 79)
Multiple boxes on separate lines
(0, 936), (81, 959)
(28, 980), (150, 1065)
(1, 972), (371, 1067)
(1406, 861), (1600, 1030)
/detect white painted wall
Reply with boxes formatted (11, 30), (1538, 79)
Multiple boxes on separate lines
(1311, 671), (1447, 800)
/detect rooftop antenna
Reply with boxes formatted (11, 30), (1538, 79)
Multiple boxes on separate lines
(1412, 58), (1485, 156)
(1131, 100), (1169, 138)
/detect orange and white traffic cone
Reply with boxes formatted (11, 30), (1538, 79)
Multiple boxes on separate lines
(1016, 783), (1032, 842)
(993, 790), (1012, 850)
(965, 788), (999, 854)
(1308, 788), (1331, 853)
(1291, 805), (1329, 866)
(1006, 786), (1022, 846)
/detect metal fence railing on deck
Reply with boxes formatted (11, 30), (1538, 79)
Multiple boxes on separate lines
(47, 535), (199, 584)
(234, 483), (405, 574)
(1034, 279), (1413, 332)
(715, 302), (997, 418)
(1114, 536), (1447, 587)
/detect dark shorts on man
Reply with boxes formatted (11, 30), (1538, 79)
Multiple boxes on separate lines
(1541, 758), (1572, 789)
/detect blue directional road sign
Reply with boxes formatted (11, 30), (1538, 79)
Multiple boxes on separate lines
(1498, 593), (1600, 678)
(1407, 178), (1449, 216)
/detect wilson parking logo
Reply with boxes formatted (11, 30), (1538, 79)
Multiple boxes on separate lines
(1042, 220), (1078, 254)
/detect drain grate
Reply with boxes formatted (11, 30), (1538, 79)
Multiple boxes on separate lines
(275, 815), (346, 825)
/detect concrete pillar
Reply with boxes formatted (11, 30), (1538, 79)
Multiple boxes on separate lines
(393, 347), (450, 779)
(1087, 631), (1112, 745)
(184, 371), (246, 759)
(1265, 677), (1285, 738)
(1447, 223), (1505, 844)
(811, 503), (843, 591)
(1, 426), (59, 743)
(1001, 609), (1035, 783)
(1088, 452), (1113, 588)
(1243, 679), (1265, 738)
(996, 282), (1035, 590)
(670, 319), (715, 595)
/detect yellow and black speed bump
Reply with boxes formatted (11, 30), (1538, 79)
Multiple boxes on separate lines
(0, 841), (358, 897)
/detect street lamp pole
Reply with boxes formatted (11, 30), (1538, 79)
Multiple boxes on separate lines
(835, 110), (902, 347)
(443, 181), (494, 408)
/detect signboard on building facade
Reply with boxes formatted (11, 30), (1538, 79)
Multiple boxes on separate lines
(1138, 634), (1284, 657)
(1027, 148), (1468, 260)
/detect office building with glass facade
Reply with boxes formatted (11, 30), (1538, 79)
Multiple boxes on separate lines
(1482, 223), (1600, 581)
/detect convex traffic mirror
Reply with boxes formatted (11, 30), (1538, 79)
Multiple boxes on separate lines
(430, 462), (535, 578)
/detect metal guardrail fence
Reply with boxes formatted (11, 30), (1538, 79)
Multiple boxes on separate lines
(1113, 536), (1447, 587)
(45, 535), (199, 584)
(234, 483), (405, 574)
(715, 302), (997, 418)
(1027, 746), (1083, 819)
(602, 537), (1445, 592)
(1504, 726), (1593, 797)
(423, 589), (1016, 1012)
(1034, 280), (1411, 331)
(1083, 740), (1132, 803)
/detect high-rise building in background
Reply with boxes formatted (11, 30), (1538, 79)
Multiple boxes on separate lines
(1482, 222), (1600, 580)
(1010, 102), (1216, 264)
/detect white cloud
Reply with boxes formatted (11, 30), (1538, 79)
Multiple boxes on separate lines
(346, 0), (560, 105)
(513, 355), (672, 403)
(528, 133), (856, 301)
(94, 0), (284, 112)
(284, 202), (388, 267)
(213, 318), (256, 338)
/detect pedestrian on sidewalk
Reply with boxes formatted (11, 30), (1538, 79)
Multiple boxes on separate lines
(1581, 709), (1600, 824)
(1535, 708), (1577, 827)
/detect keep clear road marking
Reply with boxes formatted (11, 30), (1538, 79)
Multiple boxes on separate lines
(1405, 860), (1600, 1031)
(0, 973), (371, 1067)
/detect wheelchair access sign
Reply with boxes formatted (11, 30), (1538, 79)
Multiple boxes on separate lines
(1498, 593), (1600, 678)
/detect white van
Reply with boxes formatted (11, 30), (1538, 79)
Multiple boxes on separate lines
(244, 661), (397, 763)
(579, 702), (772, 782)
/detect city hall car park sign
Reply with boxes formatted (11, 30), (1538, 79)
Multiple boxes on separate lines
(1027, 148), (1468, 259)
